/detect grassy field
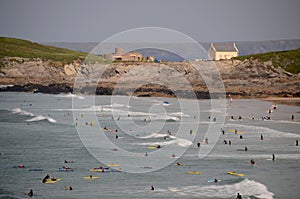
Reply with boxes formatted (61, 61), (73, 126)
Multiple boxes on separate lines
(0, 37), (89, 64)
(234, 48), (300, 74)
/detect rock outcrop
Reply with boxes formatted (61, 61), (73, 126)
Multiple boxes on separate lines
(0, 56), (299, 98)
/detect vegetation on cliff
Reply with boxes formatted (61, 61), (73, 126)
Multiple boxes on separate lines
(0, 37), (88, 64)
(234, 48), (300, 74)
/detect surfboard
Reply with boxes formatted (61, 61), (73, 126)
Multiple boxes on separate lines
(147, 146), (157, 149)
(227, 171), (244, 177)
(83, 176), (99, 179)
(59, 168), (73, 172)
(89, 168), (110, 172)
(186, 171), (202, 175)
(64, 186), (73, 190)
(237, 149), (247, 151)
(208, 179), (222, 183)
(111, 169), (122, 172)
(106, 164), (120, 167)
(44, 178), (62, 184)
(168, 187), (181, 192)
(29, 168), (43, 171)
(227, 130), (246, 135)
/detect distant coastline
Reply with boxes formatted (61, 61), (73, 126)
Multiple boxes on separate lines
(1, 37), (299, 99)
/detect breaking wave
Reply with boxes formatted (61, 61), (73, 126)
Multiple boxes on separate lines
(26, 115), (57, 123)
(165, 178), (274, 199)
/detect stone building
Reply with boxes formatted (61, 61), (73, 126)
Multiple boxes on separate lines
(114, 52), (143, 61)
(105, 48), (143, 61)
(208, 43), (239, 60)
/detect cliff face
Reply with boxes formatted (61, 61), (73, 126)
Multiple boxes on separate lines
(0, 57), (80, 85)
(0, 56), (299, 98)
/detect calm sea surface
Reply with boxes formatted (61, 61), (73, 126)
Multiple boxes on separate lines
(0, 92), (299, 199)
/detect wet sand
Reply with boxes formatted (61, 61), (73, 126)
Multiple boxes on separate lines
(263, 97), (300, 107)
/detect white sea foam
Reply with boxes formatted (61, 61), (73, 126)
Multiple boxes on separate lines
(139, 133), (176, 139)
(227, 123), (300, 138)
(0, 84), (14, 88)
(10, 108), (34, 116)
(102, 103), (131, 108)
(26, 115), (57, 123)
(169, 112), (190, 117)
(134, 138), (192, 147)
(10, 108), (56, 123)
(56, 93), (85, 99)
(165, 178), (274, 199)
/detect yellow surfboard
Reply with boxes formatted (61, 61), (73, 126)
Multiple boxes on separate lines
(227, 171), (245, 177)
(44, 178), (62, 184)
(106, 164), (120, 167)
(83, 176), (99, 179)
(186, 171), (202, 175)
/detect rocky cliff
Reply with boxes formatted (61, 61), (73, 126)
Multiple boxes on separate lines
(0, 56), (299, 98)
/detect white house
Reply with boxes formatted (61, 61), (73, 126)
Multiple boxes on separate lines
(208, 42), (239, 60)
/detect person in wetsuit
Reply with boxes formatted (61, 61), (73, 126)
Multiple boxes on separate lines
(42, 174), (50, 183)
(27, 189), (33, 197)
(151, 185), (154, 190)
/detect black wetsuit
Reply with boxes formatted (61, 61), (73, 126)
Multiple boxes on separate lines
(28, 189), (33, 197)
(42, 175), (50, 183)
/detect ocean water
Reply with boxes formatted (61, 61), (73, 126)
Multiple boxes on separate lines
(0, 92), (299, 199)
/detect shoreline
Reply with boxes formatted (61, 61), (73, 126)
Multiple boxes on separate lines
(1, 84), (300, 107)
(262, 97), (300, 107)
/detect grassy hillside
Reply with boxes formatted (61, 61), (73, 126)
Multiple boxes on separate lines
(0, 37), (88, 63)
(234, 48), (300, 74)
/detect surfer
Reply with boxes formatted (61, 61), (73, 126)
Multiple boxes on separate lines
(176, 162), (182, 166)
(151, 185), (154, 191)
(90, 175), (93, 179)
(190, 130), (193, 135)
(260, 134), (264, 140)
(205, 138), (208, 144)
(42, 174), (50, 183)
(234, 129), (237, 134)
(272, 154), (275, 161)
(296, 140), (299, 146)
(223, 140), (227, 144)
(236, 193), (242, 199)
(214, 178), (218, 182)
(221, 128), (225, 135)
(229, 140), (232, 145)
(65, 186), (73, 190)
(245, 146), (248, 151)
(27, 189), (33, 197)
(250, 158), (255, 165)
(197, 142), (200, 147)
(291, 114), (294, 120)
(167, 130), (172, 135)
(115, 134), (118, 139)
(239, 135), (243, 139)
(238, 115), (242, 120)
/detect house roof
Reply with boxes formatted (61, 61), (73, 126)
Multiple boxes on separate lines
(211, 43), (238, 52)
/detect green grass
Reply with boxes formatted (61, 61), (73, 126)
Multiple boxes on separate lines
(0, 37), (90, 64)
(234, 48), (300, 74)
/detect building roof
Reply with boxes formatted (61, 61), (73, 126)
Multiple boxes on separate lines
(211, 43), (238, 52)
